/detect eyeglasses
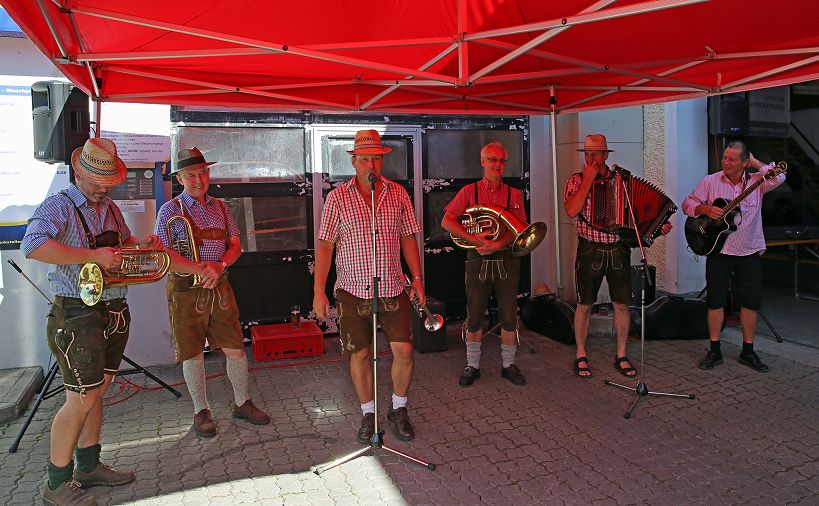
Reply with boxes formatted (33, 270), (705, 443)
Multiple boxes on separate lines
(482, 157), (508, 164)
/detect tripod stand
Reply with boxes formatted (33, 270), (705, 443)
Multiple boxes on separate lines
(602, 184), (694, 419)
(6, 259), (181, 453)
(314, 170), (435, 475)
(483, 296), (536, 354)
(695, 285), (783, 343)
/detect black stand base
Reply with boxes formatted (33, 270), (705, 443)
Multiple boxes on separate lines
(313, 429), (436, 475)
(604, 380), (695, 419)
(9, 355), (181, 453)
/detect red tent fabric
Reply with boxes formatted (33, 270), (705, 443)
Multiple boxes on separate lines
(5, 0), (819, 114)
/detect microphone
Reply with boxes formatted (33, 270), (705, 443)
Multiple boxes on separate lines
(366, 170), (378, 187)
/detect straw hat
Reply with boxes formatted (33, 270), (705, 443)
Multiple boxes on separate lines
(173, 147), (217, 174)
(71, 138), (127, 187)
(347, 129), (392, 155)
(577, 133), (613, 152)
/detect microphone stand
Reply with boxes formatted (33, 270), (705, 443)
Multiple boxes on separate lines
(603, 177), (695, 419)
(6, 259), (180, 453)
(314, 171), (435, 474)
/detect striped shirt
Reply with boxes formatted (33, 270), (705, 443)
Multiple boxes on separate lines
(21, 184), (132, 300)
(563, 171), (621, 244)
(682, 162), (785, 256)
(155, 191), (239, 262)
(318, 177), (420, 299)
(444, 178), (527, 222)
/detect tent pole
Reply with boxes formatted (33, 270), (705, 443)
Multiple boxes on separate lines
(549, 85), (562, 293)
(93, 99), (101, 138)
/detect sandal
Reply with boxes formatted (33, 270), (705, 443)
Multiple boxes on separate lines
(614, 356), (637, 377)
(574, 357), (592, 378)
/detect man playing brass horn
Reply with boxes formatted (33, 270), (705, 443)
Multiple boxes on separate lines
(442, 141), (527, 387)
(22, 138), (206, 506)
(155, 147), (270, 439)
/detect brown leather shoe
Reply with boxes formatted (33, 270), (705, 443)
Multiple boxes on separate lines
(387, 407), (415, 441)
(233, 399), (270, 425)
(193, 408), (217, 437)
(42, 479), (96, 505)
(357, 412), (375, 444)
(74, 463), (135, 488)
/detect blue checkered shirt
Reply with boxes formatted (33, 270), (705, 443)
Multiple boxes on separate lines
(21, 184), (132, 300)
(155, 191), (239, 262)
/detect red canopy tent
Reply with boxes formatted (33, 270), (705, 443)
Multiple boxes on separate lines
(5, 0), (819, 290)
(4, 0), (819, 115)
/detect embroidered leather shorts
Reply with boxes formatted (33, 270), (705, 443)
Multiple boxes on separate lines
(166, 273), (244, 362)
(46, 296), (130, 395)
(335, 288), (412, 353)
(574, 238), (632, 305)
(464, 250), (521, 332)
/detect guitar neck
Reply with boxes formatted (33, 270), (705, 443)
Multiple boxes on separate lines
(720, 171), (772, 214)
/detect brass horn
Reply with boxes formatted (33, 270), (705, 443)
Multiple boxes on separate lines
(166, 214), (203, 287)
(451, 203), (547, 257)
(403, 275), (444, 332)
(78, 248), (171, 306)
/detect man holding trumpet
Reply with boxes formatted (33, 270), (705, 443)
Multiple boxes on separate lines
(22, 138), (207, 505)
(313, 130), (425, 443)
(155, 147), (270, 439)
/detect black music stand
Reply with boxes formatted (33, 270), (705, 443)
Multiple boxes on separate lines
(313, 172), (435, 475)
(602, 185), (695, 419)
(7, 259), (181, 453)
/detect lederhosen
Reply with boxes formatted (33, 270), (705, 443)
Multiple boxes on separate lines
(46, 193), (130, 395)
(464, 182), (521, 333)
(165, 196), (243, 362)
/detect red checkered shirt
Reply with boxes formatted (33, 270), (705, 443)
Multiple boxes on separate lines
(444, 178), (527, 222)
(318, 177), (420, 298)
(563, 171), (620, 244)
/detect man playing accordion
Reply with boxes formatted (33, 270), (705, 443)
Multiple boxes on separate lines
(564, 134), (672, 379)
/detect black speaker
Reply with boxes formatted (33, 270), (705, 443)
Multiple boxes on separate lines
(630, 264), (656, 306)
(32, 81), (90, 164)
(708, 93), (748, 136)
(520, 295), (575, 345)
(629, 295), (709, 340)
(412, 296), (447, 353)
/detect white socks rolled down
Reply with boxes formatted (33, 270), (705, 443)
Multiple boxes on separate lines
(466, 341), (482, 368)
(501, 344), (517, 369)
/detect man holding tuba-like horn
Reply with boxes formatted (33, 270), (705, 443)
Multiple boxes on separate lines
(22, 138), (205, 506)
(441, 141), (528, 387)
(155, 147), (270, 439)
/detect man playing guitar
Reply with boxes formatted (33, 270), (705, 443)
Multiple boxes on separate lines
(682, 141), (786, 372)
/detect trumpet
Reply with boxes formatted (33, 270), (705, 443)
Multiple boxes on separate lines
(451, 203), (547, 257)
(402, 275), (444, 332)
(78, 248), (171, 306)
(166, 214), (203, 287)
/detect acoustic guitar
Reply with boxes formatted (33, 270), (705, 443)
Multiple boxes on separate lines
(684, 162), (787, 257)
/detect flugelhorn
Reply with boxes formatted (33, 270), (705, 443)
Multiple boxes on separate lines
(451, 203), (547, 257)
(166, 214), (203, 287)
(78, 248), (171, 306)
(403, 275), (444, 331)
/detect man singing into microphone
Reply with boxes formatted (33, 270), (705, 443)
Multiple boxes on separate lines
(313, 130), (425, 443)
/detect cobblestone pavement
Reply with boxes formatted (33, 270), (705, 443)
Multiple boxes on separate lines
(1, 322), (818, 505)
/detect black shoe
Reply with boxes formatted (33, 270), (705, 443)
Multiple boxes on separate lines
(738, 351), (769, 372)
(357, 413), (375, 444)
(698, 350), (723, 370)
(458, 366), (481, 387)
(501, 364), (526, 385)
(387, 407), (415, 441)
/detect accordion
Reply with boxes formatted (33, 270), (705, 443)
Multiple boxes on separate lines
(586, 166), (676, 247)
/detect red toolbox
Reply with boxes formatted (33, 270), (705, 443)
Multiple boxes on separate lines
(251, 321), (324, 361)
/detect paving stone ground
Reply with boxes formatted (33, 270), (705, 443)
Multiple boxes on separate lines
(2, 297), (818, 505)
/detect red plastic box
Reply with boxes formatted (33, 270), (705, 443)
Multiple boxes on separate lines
(250, 321), (324, 361)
